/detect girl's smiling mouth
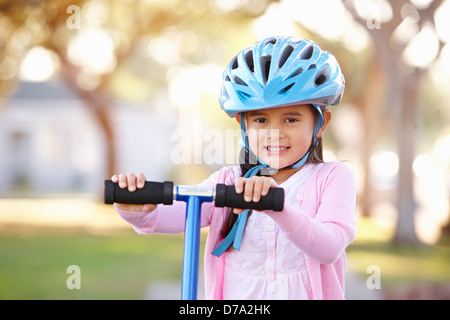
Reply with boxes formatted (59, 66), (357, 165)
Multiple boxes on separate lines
(265, 145), (290, 154)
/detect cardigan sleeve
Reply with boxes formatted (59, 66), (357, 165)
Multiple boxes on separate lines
(265, 162), (357, 264)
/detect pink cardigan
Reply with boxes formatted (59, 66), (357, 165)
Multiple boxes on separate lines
(115, 161), (357, 300)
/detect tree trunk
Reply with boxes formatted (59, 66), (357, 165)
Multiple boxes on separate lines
(81, 93), (116, 179)
(359, 58), (385, 217)
(392, 65), (422, 244)
(368, 35), (421, 244)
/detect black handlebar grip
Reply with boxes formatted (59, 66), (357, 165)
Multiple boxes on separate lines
(104, 180), (174, 205)
(215, 184), (284, 212)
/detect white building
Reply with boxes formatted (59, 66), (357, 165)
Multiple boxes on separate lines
(0, 79), (178, 196)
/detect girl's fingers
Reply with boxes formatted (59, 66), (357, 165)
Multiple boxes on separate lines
(234, 176), (279, 205)
(235, 177), (245, 194)
(127, 173), (137, 192)
(251, 178), (265, 202)
(243, 178), (255, 202)
(234, 177), (254, 202)
(113, 173), (146, 191)
(118, 173), (127, 188)
(262, 178), (276, 197)
(137, 173), (146, 189)
(112, 173), (155, 214)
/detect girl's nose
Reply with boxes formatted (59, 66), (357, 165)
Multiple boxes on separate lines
(267, 128), (284, 140)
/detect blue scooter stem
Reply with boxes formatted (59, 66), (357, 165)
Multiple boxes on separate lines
(181, 196), (201, 300)
(176, 186), (214, 300)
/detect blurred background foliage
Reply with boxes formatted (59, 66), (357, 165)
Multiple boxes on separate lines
(0, 0), (449, 299)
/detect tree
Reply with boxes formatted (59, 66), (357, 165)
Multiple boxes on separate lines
(343, 0), (447, 244)
(0, 0), (275, 178)
(1, 0), (179, 177)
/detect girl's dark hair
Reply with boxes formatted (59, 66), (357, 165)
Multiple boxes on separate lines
(221, 105), (326, 241)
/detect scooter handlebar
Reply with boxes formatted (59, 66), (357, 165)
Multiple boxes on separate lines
(104, 180), (284, 212)
(215, 183), (284, 212)
(104, 180), (174, 205)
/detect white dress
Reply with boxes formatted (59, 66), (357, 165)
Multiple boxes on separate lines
(223, 164), (315, 300)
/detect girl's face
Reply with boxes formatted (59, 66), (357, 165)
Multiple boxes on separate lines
(244, 104), (318, 169)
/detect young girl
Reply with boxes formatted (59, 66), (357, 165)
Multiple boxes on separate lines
(112, 37), (356, 300)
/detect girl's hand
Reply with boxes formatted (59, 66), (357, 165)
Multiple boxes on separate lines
(111, 173), (157, 213)
(233, 176), (278, 214)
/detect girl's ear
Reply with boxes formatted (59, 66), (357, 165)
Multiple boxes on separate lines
(316, 108), (332, 139)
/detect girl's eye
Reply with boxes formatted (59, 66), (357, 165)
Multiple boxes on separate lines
(255, 118), (267, 123)
(285, 118), (298, 123)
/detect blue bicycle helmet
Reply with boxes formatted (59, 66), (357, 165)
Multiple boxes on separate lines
(218, 36), (345, 170)
(219, 36), (345, 117)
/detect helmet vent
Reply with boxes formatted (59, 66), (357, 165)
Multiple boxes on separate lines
(300, 45), (314, 60)
(234, 76), (248, 86)
(287, 67), (303, 79)
(279, 83), (294, 94)
(315, 74), (326, 86)
(308, 64), (316, 70)
(279, 45), (294, 68)
(264, 37), (277, 46)
(261, 55), (272, 85)
(231, 56), (239, 70)
(244, 50), (254, 73)
(314, 66), (330, 86)
(237, 90), (252, 100)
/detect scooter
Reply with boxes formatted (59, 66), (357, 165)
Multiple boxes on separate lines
(104, 180), (284, 300)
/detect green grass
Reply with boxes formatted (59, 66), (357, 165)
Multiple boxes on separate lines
(348, 242), (450, 285)
(347, 217), (450, 290)
(1, 216), (449, 299)
(0, 230), (190, 299)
